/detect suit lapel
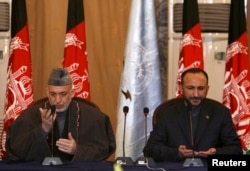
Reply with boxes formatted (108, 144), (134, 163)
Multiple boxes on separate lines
(176, 101), (193, 146)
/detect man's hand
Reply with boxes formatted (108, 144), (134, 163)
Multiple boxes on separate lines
(56, 132), (77, 155)
(39, 107), (56, 133)
(178, 145), (198, 158)
(197, 148), (216, 158)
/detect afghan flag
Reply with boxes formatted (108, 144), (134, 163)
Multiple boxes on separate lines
(223, 0), (250, 153)
(0, 0), (34, 159)
(176, 0), (204, 97)
(63, 0), (90, 100)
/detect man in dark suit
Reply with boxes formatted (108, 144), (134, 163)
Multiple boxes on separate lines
(143, 68), (242, 162)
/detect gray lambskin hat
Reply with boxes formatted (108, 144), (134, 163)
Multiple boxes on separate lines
(48, 68), (72, 86)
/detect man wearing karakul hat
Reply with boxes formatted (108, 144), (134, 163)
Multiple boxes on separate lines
(5, 68), (116, 162)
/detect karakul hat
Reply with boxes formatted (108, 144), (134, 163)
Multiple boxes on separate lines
(48, 68), (72, 86)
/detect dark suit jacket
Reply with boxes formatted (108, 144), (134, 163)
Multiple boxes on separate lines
(143, 98), (242, 162)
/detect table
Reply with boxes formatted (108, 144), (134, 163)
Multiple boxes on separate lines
(0, 160), (208, 171)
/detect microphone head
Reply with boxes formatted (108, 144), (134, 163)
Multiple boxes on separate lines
(123, 106), (129, 115)
(143, 107), (149, 116)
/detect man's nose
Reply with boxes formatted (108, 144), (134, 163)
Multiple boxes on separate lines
(54, 95), (62, 103)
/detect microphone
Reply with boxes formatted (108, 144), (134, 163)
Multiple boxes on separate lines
(122, 106), (129, 159)
(143, 107), (149, 146)
(115, 106), (134, 166)
(183, 102), (204, 167)
(135, 107), (155, 167)
(42, 105), (63, 165)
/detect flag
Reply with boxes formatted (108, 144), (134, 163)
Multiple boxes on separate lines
(0, 0), (33, 159)
(176, 0), (204, 97)
(63, 0), (90, 100)
(115, 0), (162, 161)
(223, 0), (250, 153)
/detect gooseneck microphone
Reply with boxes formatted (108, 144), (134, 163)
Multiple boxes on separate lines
(183, 102), (204, 167)
(50, 105), (56, 157)
(115, 106), (134, 166)
(122, 106), (129, 158)
(135, 107), (155, 167)
(187, 103), (195, 158)
(143, 107), (149, 145)
(42, 105), (63, 165)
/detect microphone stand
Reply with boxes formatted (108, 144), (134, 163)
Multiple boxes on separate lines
(42, 105), (63, 165)
(183, 105), (204, 167)
(115, 106), (134, 166)
(135, 107), (155, 167)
